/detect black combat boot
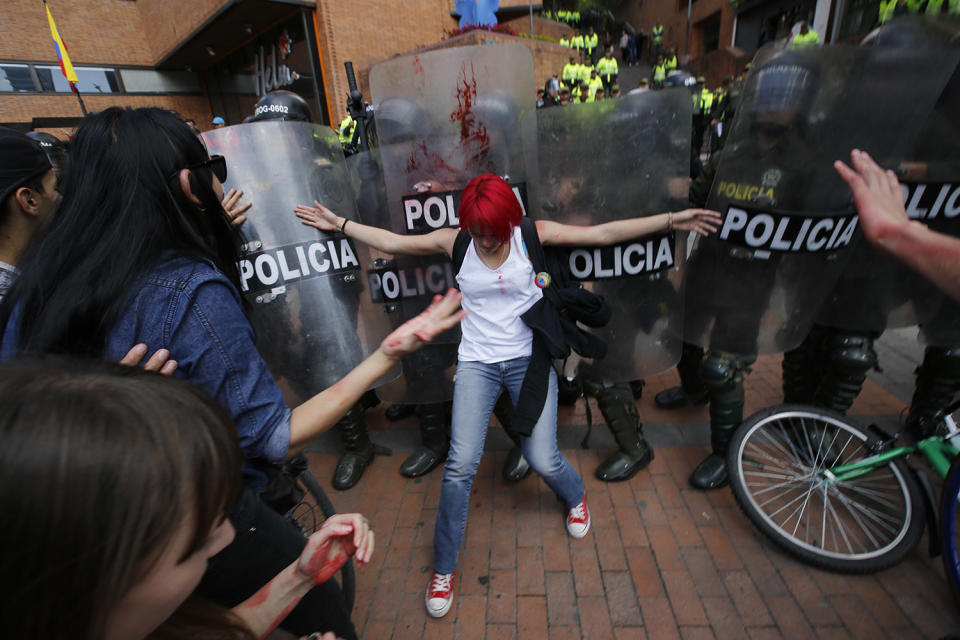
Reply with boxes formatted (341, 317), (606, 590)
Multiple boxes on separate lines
(689, 351), (749, 490)
(400, 402), (450, 477)
(655, 342), (708, 409)
(495, 392), (531, 482)
(595, 383), (653, 482)
(332, 401), (375, 490)
(906, 346), (960, 439)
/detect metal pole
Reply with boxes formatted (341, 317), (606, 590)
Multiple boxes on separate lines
(529, 0), (534, 36)
(685, 0), (692, 57)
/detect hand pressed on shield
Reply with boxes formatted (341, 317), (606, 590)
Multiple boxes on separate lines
(222, 188), (252, 228)
(667, 208), (723, 236)
(380, 289), (467, 360)
(295, 200), (343, 232)
(296, 513), (375, 586)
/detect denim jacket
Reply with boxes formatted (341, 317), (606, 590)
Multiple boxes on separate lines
(1, 256), (291, 491)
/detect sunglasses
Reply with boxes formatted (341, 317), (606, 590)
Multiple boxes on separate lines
(182, 155), (228, 183)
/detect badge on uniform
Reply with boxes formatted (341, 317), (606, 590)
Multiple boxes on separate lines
(534, 272), (551, 288)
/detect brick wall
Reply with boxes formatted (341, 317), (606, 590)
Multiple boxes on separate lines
(0, 94), (211, 132)
(1, 0), (150, 65)
(136, 0), (228, 62)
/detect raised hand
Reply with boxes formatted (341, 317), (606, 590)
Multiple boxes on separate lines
(833, 149), (909, 253)
(296, 513), (375, 586)
(669, 208), (723, 236)
(380, 289), (467, 359)
(222, 188), (252, 227)
(295, 200), (343, 232)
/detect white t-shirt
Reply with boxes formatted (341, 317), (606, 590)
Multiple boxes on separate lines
(456, 226), (542, 363)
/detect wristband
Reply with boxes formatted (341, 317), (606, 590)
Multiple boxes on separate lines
(667, 213), (673, 231)
(340, 218), (349, 233)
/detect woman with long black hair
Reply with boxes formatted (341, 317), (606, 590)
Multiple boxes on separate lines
(0, 106), (464, 638)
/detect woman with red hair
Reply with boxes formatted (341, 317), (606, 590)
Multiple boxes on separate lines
(296, 174), (719, 618)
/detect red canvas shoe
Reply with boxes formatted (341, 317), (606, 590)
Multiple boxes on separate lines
(566, 494), (591, 538)
(425, 571), (455, 618)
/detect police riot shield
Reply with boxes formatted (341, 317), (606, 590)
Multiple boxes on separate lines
(202, 122), (398, 405)
(680, 45), (958, 356)
(366, 44), (536, 402)
(815, 34), (960, 335)
(523, 89), (692, 382)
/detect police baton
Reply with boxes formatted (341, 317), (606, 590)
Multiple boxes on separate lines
(344, 61), (372, 153)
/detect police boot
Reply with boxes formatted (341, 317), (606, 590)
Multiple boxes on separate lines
(655, 342), (708, 409)
(906, 346), (960, 439)
(495, 392), (531, 482)
(595, 383), (653, 482)
(690, 351), (749, 490)
(332, 401), (375, 490)
(781, 325), (827, 404)
(400, 402), (450, 478)
(813, 330), (878, 414)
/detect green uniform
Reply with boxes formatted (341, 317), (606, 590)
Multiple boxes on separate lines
(653, 63), (666, 86)
(562, 62), (579, 87)
(587, 76), (604, 102)
(790, 29), (821, 50)
(878, 0), (897, 22)
(665, 55), (678, 72)
(338, 115), (356, 144)
(596, 56), (619, 83)
(560, 36), (571, 47)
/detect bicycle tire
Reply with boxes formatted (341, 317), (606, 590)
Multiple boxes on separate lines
(297, 469), (356, 615)
(940, 456), (960, 606)
(727, 404), (925, 573)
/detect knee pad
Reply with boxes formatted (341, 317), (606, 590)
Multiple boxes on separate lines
(699, 350), (748, 391)
(826, 332), (878, 374)
(596, 383), (639, 424)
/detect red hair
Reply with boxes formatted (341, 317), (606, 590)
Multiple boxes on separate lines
(458, 174), (522, 244)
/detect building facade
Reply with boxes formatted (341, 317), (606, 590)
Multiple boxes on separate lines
(0, 0), (465, 134)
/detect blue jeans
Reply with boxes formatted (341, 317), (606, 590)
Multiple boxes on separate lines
(433, 357), (585, 574)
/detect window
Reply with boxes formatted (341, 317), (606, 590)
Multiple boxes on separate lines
(697, 12), (722, 54)
(35, 65), (120, 93)
(0, 64), (36, 92)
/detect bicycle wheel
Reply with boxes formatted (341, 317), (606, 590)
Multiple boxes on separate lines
(940, 456), (960, 606)
(727, 404), (925, 573)
(296, 468), (356, 615)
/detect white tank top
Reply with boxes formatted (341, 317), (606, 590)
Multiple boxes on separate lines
(456, 225), (543, 363)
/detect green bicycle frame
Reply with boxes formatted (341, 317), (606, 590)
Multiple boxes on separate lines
(825, 437), (959, 484)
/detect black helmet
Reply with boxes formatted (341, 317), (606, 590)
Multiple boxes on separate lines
(251, 90), (313, 123)
(373, 97), (432, 144)
(742, 51), (819, 119)
(25, 131), (62, 148)
(662, 70), (696, 91)
(861, 15), (959, 48)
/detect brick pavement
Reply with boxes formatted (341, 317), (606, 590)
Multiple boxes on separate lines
(305, 353), (960, 639)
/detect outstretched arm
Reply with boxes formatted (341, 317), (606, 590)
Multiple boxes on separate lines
(231, 513), (374, 638)
(834, 149), (960, 302)
(295, 201), (457, 257)
(287, 289), (467, 453)
(536, 208), (721, 247)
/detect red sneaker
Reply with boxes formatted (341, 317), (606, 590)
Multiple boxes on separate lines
(566, 495), (591, 538)
(425, 571), (455, 618)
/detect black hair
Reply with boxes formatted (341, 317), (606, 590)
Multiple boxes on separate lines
(0, 356), (243, 640)
(0, 106), (243, 356)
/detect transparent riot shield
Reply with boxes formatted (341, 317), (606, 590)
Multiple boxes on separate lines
(366, 44), (536, 402)
(681, 45), (959, 356)
(816, 38), (960, 336)
(523, 89), (692, 382)
(202, 122), (398, 405)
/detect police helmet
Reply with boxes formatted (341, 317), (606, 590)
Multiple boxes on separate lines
(373, 97), (432, 144)
(26, 131), (68, 173)
(470, 91), (520, 134)
(861, 15), (959, 48)
(251, 90), (313, 123)
(742, 51), (819, 120)
(663, 70), (696, 89)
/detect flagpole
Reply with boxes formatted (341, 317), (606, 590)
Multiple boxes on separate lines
(70, 82), (88, 116)
(42, 0), (87, 117)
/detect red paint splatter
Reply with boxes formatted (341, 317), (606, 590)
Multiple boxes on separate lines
(302, 540), (351, 585)
(245, 582), (272, 608)
(449, 62), (491, 166)
(412, 55), (426, 90)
